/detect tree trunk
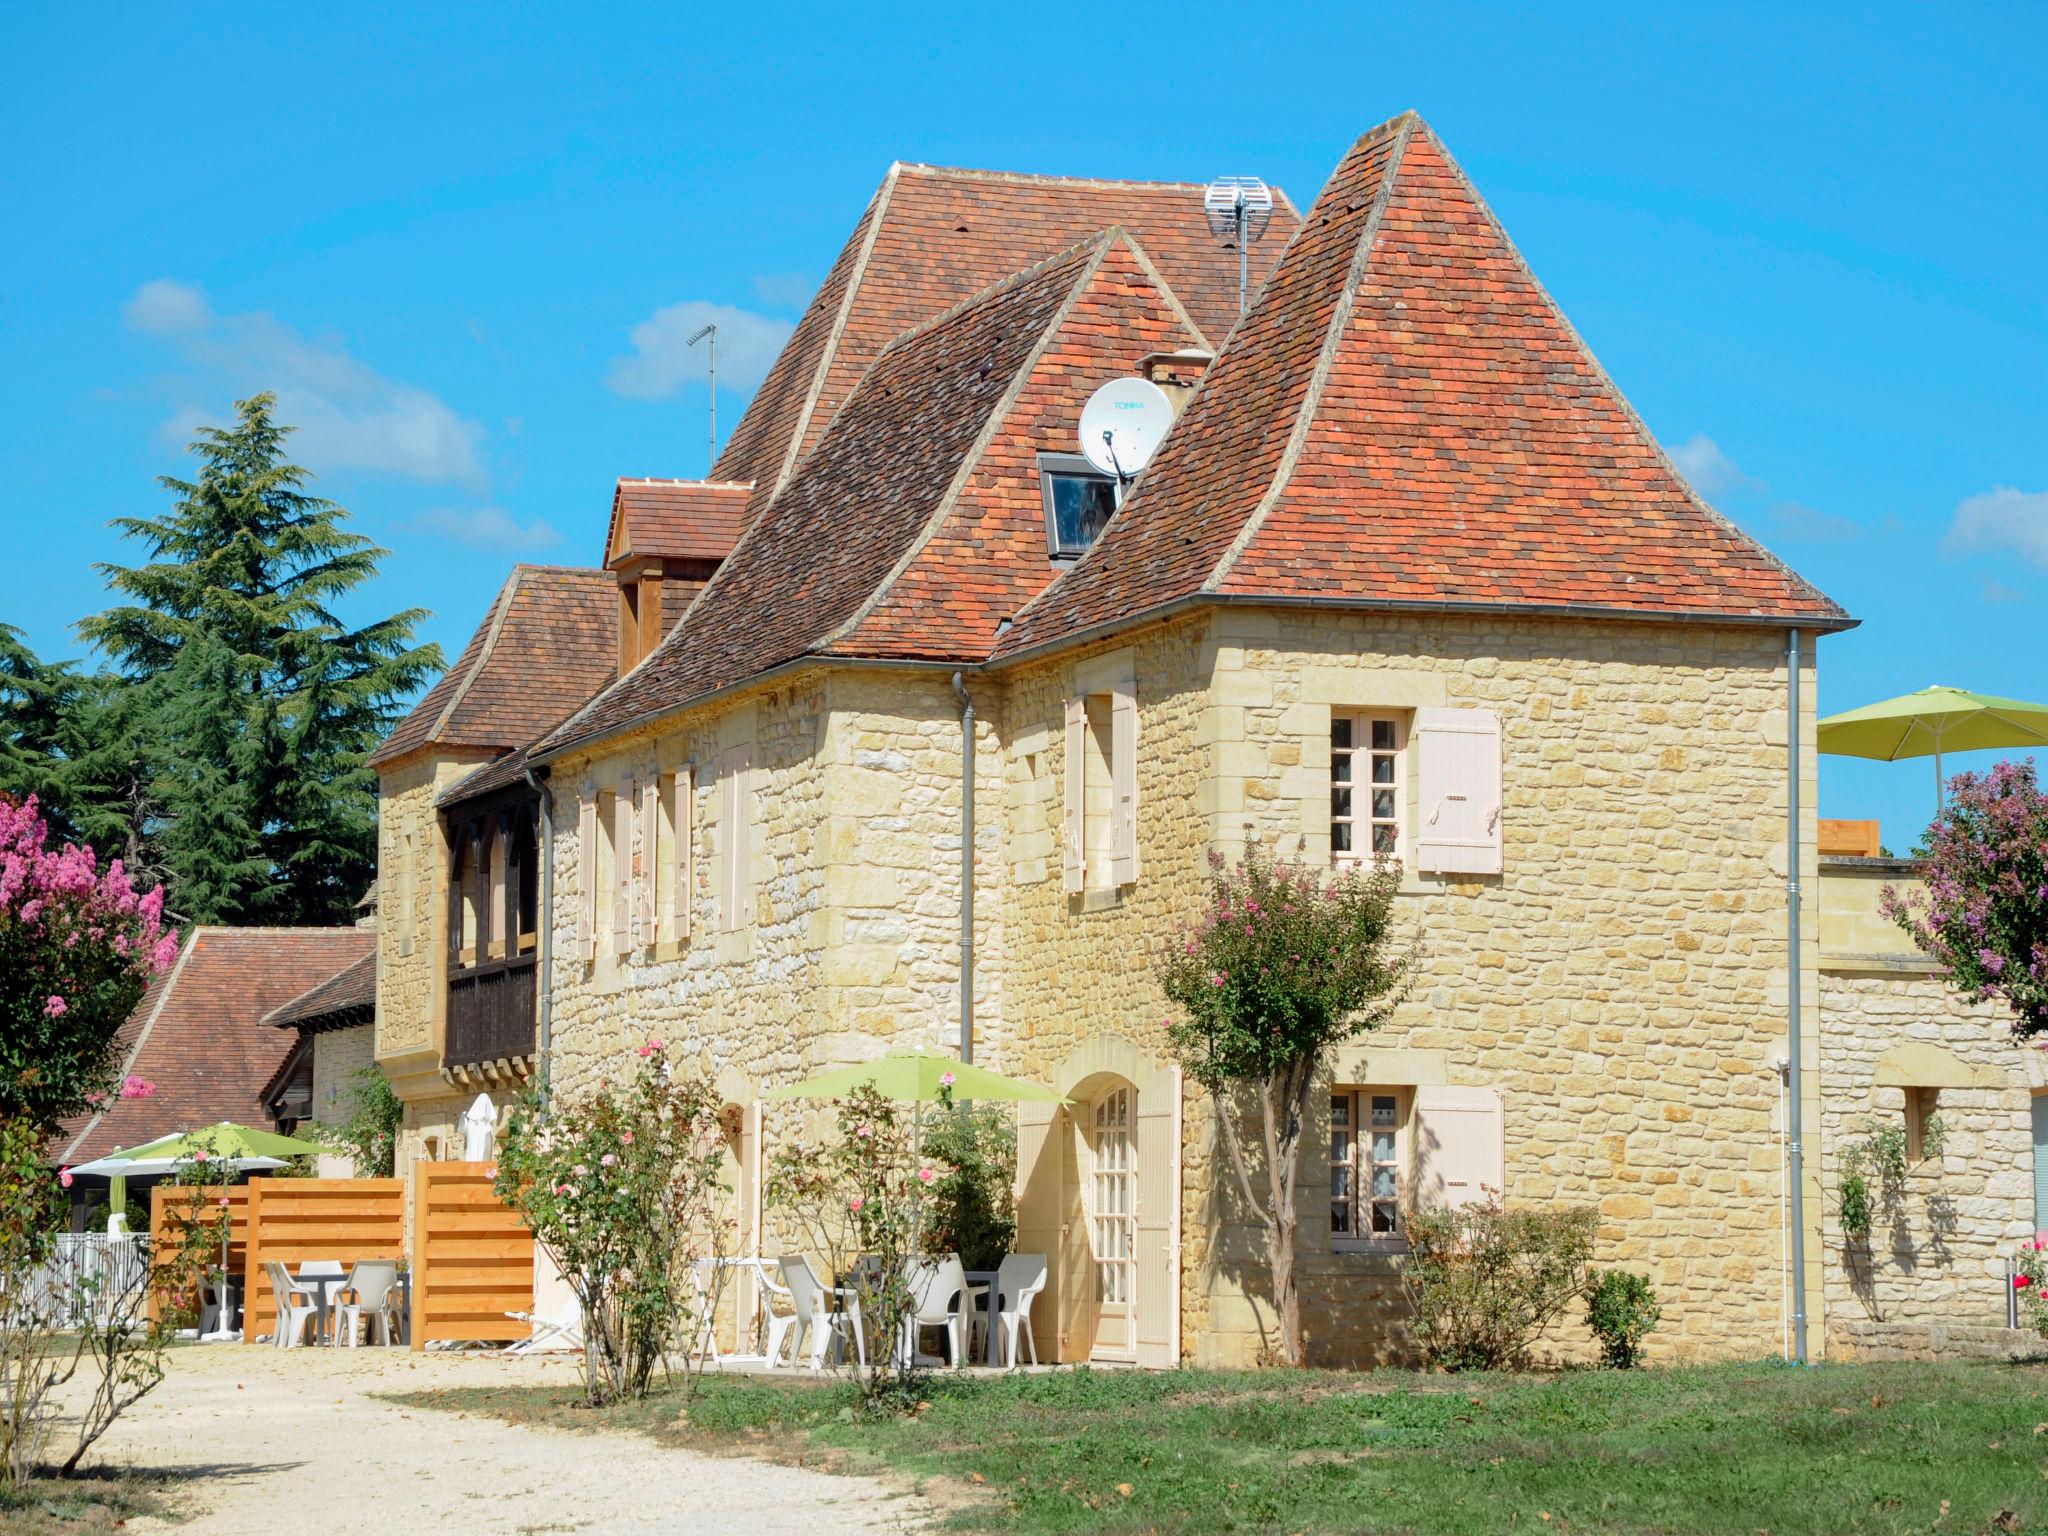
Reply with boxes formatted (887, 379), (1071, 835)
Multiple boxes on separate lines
(1210, 1054), (1319, 1367)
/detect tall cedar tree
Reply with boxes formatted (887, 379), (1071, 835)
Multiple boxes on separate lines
(77, 394), (440, 924)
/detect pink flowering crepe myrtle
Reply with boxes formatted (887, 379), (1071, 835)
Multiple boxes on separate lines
(1882, 759), (2048, 1041)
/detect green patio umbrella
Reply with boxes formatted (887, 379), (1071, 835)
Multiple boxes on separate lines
(1817, 685), (2048, 810)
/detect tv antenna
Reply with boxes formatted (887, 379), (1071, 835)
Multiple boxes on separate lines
(688, 322), (718, 470)
(1203, 176), (1275, 315)
(1079, 377), (1174, 505)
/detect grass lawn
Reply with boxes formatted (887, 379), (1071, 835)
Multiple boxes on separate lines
(0, 1470), (178, 1534)
(398, 1358), (2048, 1534)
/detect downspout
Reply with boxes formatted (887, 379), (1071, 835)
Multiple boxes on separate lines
(952, 672), (975, 1064)
(523, 764), (556, 1108)
(1785, 629), (1808, 1364)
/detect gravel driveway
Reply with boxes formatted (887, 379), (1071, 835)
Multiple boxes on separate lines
(96, 1343), (925, 1534)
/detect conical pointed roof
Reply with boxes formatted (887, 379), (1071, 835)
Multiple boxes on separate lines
(995, 113), (1849, 660)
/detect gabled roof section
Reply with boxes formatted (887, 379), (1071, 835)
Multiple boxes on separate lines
(604, 479), (753, 567)
(52, 928), (373, 1166)
(263, 951), (377, 1034)
(996, 114), (1849, 660)
(543, 233), (1186, 754)
(709, 163), (1301, 514)
(371, 565), (619, 768)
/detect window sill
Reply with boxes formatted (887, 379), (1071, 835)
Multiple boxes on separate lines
(1332, 1238), (1410, 1257)
(1079, 886), (1128, 913)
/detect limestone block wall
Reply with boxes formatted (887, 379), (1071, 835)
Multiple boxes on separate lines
(997, 606), (1821, 1367)
(1816, 861), (2043, 1358)
(310, 1024), (375, 1127)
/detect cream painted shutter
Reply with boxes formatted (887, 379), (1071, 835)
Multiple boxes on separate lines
(673, 767), (693, 941)
(1411, 1086), (1504, 1212)
(1131, 1077), (1177, 1367)
(638, 777), (660, 948)
(575, 798), (597, 962)
(1062, 696), (1086, 894)
(1109, 681), (1139, 887)
(610, 788), (633, 956)
(719, 749), (751, 930)
(1413, 707), (1503, 875)
(1014, 1100), (1065, 1361)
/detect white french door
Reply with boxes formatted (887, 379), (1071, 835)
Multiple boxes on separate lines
(1090, 1085), (1136, 1359)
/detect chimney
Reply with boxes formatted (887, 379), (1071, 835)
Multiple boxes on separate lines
(1140, 349), (1214, 416)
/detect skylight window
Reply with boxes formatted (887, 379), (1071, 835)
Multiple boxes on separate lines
(1038, 453), (1117, 560)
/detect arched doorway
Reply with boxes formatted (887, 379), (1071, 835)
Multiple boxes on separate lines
(1088, 1081), (1138, 1360)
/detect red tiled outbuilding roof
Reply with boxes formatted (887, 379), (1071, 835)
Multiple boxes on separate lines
(262, 950), (377, 1034)
(604, 479), (753, 567)
(370, 565), (619, 769)
(542, 233), (1205, 752)
(52, 927), (373, 1166)
(710, 163), (1301, 516)
(996, 114), (1850, 658)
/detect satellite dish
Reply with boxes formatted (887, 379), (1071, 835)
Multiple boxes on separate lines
(1079, 378), (1174, 480)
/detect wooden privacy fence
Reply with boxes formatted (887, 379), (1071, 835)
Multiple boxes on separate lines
(412, 1160), (533, 1347)
(240, 1178), (405, 1342)
(148, 1184), (251, 1322)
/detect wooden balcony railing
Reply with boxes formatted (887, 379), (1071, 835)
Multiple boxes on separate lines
(444, 953), (537, 1071)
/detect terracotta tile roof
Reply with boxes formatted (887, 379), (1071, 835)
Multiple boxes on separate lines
(604, 479), (753, 567)
(261, 951), (376, 1034)
(710, 163), (1301, 516)
(995, 114), (1850, 659)
(370, 565), (619, 769)
(543, 233), (1200, 751)
(52, 928), (373, 1166)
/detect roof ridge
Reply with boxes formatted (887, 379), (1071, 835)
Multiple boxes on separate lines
(509, 563), (610, 578)
(1405, 118), (1846, 623)
(428, 569), (522, 742)
(769, 165), (902, 502)
(615, 477), (756, 489)
(820, 237), (1131, 652)
(1206, 114), (1418, 592)
(893, 161), (1300, 212)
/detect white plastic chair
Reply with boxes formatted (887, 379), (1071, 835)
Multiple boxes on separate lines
(977, 1254), (1047, 1368)
(334, 1261), (401, 1347)
(778, 1255), (864, 1372)
(502, 1299), (582, 1356)
(897, 1256), (971, 1368)
(267, 1262), (321, 1348)
(752, 1260), (799, 1368)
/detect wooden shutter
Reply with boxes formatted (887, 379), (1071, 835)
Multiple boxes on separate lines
(2033, 1096), (2048, 1234)
(719, 748), (751, 931)
(1014, 1100), (1065, 1361)
(1110, 680), (1139, 887)
(1411, 1086), (1504, 1212)
(1062, 696), (1087, 894)
(674, 767), (693, 940)
(576, 797), (597, 962)
(1132, 1076), (1177, 1367)
(637, 777), (659, 948)
(486, 817), (508, 956)
(610, 789), (632, 956)
(1414, 707), (1503, 875)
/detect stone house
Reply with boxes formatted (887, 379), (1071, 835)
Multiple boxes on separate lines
(369, 111), (2042, 1365)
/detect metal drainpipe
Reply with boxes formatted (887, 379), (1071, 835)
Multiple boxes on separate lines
(952, 672), (975, 1064)
(522, 764), (556, 1107)
(1786, 628), (1808, 1364)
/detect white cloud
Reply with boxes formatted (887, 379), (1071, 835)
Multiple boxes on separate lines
(1666, 433), (1762, 498)
(1981, 576), (2027, 605)
(752, 272), (815, 311)
(123, 278), (211, 335)
(123, 279), (487, 489)
(1943, 487), (2048, 569)
(604, 300), (795, 401)
(1765, 502), (1864, 545)
(407, 505), (560, 552)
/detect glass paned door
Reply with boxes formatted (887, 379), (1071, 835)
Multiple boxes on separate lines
(1090, 1086), (1136, 1358)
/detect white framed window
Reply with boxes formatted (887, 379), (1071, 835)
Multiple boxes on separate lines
(1037, 452), (1118, 560)
(1331, 1087), (1408, 1243)
(1332, 714), (1404, 864)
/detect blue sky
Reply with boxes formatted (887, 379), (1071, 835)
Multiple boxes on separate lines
(2, 2), (2041, 850)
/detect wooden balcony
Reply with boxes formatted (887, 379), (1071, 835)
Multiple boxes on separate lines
(444, 953), (537, 1072)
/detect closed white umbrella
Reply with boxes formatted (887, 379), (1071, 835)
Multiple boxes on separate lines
(460, 1093), (498, 1161)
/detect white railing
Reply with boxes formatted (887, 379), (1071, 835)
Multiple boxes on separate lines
(22, 1234), (151, 1327)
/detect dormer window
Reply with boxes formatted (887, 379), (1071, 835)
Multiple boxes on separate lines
(1038, 453), (1117, 560)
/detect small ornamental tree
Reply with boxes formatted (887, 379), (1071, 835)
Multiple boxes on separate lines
(494, 1044), (732, 1405)
(1881, 759), (2048, 1040)
(1158, 844), (1414, 1366)
(0, 795), (178, 1136)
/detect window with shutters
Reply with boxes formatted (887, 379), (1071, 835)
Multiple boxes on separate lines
(657, 767), (693, 946)
(1331, 1087), (1409, 1246)
(1063, 658), (1137, 897)
(1331, 714), (1405, 865)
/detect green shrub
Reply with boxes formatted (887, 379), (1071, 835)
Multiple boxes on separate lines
(1400, 1197), (1596, 1371)
(1584, 1270), (1660, 1368)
